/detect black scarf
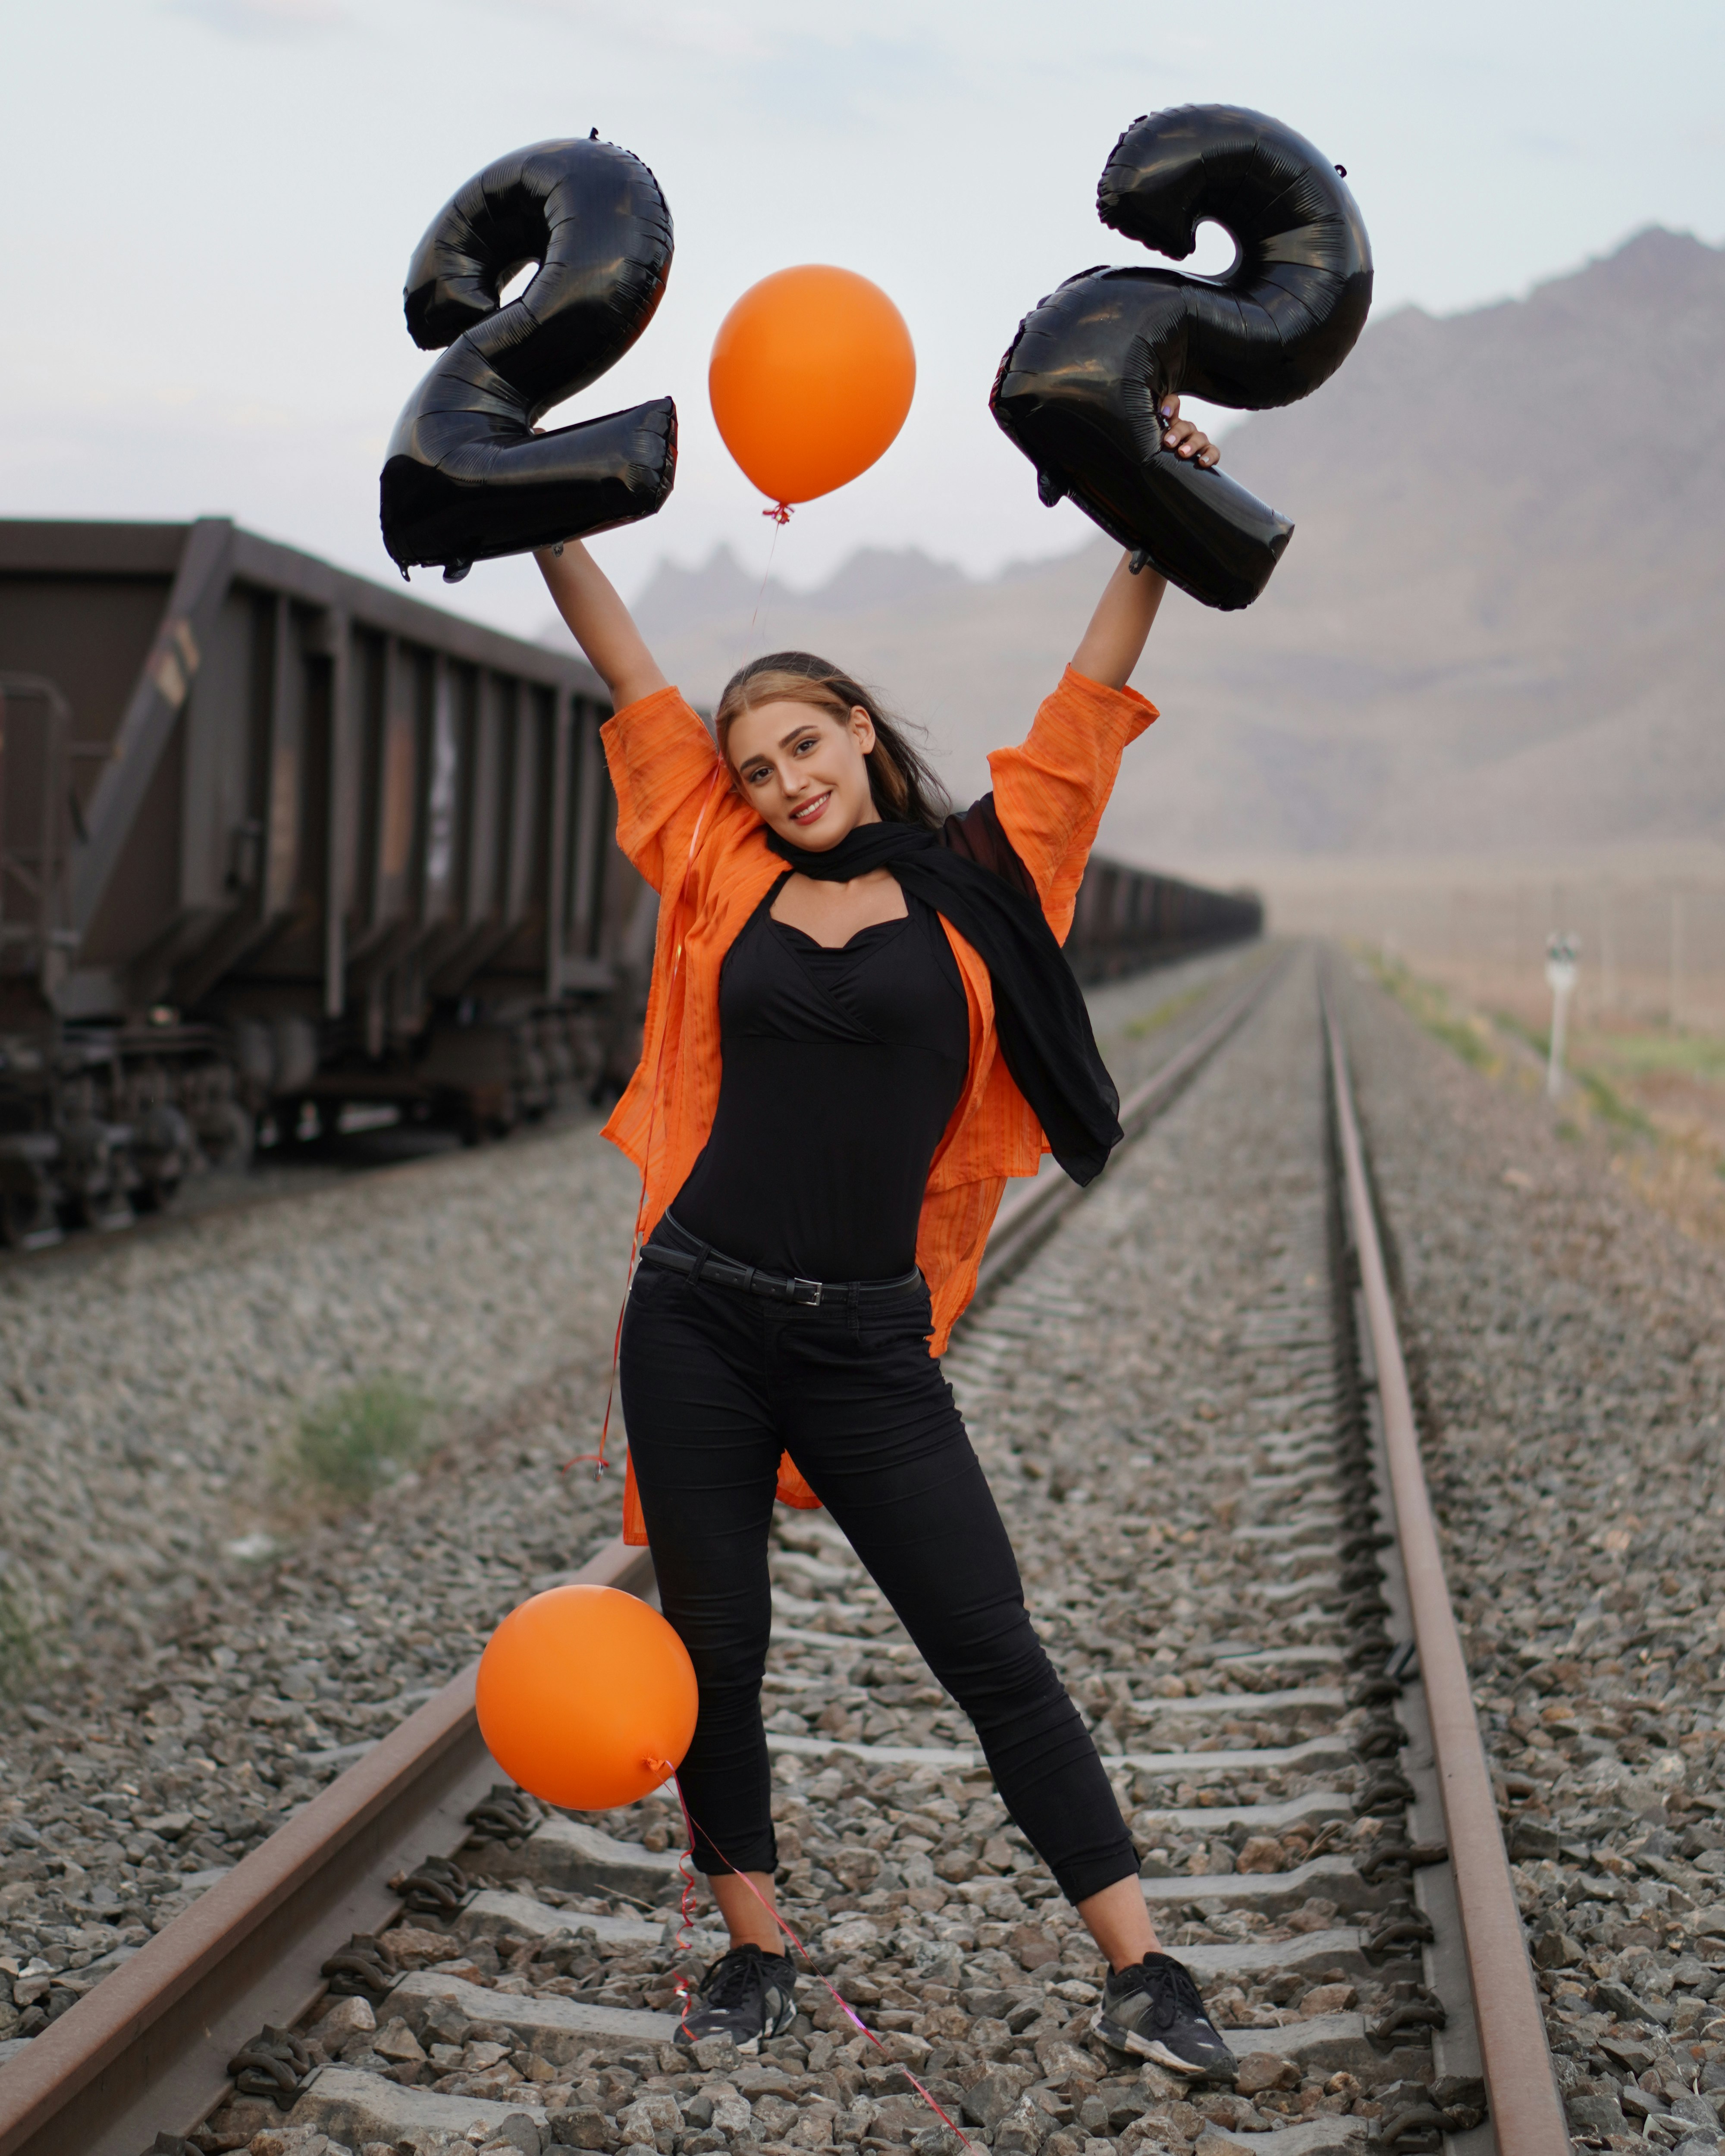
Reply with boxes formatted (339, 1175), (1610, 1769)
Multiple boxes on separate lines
(765, 816), (1122, 1185)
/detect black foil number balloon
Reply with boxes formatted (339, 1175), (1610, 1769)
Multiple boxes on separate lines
(380, 137), (676, 581)
(991, 106), (1373, 611)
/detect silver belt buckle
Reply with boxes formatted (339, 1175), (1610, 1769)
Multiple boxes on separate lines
(791, 1277), (822, 1307)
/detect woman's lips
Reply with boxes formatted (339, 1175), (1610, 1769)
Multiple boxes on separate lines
(789, 790), (831, 825)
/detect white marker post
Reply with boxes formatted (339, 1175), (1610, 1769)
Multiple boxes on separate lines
(1545, 933), (1579, 1102)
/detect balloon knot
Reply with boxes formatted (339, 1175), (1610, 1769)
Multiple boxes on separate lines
(762, 502), (794, 526)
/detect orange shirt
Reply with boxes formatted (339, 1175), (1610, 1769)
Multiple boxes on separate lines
(602, 666), (1156, 1542)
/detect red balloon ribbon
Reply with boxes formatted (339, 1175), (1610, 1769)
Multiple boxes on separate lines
(668, 1776), (979, 2152)
(762, 501), (794, 525)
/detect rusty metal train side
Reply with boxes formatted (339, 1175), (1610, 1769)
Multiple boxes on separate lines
(0, 519), (1262, 1246)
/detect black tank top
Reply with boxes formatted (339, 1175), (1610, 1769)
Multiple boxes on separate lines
(671, 876), (969, 1281)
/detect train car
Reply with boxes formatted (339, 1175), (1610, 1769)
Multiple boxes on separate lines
(0, 519), (1259, 1248)
(1062, 855), (1264, 983)
(0, 518), (644, 1246)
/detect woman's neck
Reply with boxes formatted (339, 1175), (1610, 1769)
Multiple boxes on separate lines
(769, 865), (906, 946)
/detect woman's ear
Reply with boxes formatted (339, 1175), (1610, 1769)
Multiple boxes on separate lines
(849, 704), (878, 755)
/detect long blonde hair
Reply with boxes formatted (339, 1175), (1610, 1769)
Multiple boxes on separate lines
(714, 651), (949, 832)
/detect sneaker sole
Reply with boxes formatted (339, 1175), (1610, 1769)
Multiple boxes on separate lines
(1091, 2008), (1236, 2081)
(677, 1998), (797, 2058)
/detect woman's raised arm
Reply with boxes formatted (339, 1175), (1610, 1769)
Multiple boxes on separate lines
(1069, 398), (1219, 689)
(536, 540), (669, 711)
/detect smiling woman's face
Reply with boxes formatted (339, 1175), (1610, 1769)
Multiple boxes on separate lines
(724, 698), (882, 850)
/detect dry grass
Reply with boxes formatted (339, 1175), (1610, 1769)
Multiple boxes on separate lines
(0, 1573), (37, 1700)
(1361, 949), (1725, 1247)
(1123, 981), (1212, 1040)
(288, 1376), (436, 1507)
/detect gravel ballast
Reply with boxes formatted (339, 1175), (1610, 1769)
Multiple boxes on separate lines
(191, 951), (1406, 2156)
(1334, 957), (1725, 2149)
(13, 940), (1714, 2153)
(0, 1125), (646, 2037)
(0, 951), (1260, 2064)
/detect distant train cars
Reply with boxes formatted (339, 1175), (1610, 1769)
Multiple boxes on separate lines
(0, 521), (1260, 1247)
(1063, 856), (1263, 983)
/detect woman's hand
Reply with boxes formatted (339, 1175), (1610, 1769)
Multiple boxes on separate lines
(1069, 396), (1220, 687)
(1158, 393), (1220, 467)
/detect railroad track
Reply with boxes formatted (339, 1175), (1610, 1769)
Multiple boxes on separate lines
(0, 952), (1568, 2156)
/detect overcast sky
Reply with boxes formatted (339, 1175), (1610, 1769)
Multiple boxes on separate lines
(4, 0), (1722, 640)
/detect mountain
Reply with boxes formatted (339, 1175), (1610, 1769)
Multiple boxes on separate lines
(630, 543), (969, 648)
(587, 229), (1725, 875)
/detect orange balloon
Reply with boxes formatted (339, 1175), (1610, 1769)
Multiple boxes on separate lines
(476, 1585), (698, 1811)
(709, 265), (916, 507)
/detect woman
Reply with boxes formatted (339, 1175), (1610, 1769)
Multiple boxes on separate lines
(537, 400), (1236, 2083)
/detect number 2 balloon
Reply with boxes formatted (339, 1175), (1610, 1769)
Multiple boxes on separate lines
(991, 105), (1373, 611)
(380, 137), (677, 582)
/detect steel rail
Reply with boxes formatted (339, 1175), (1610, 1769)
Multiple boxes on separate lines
(0, 1539), (653, 2156)
(976, 947), (1287, 1298)
(1324, 993), (1569, 2153)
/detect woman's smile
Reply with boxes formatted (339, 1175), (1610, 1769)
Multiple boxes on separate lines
(788, 789), (832, 826)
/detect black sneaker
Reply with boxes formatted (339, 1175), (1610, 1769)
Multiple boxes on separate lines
(1093, 1952), (1239, 2080)
(676, 1943), (798, 2054)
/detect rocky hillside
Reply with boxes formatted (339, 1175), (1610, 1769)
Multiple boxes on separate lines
(616, 229), (1725, 875)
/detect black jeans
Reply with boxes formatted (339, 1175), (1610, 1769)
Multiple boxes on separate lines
(618, 1215), (1138, 1905)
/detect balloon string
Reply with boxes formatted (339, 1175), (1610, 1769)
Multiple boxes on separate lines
(668, 1776), (978, 2153)
(762, 502), (794, 526)
(564, 764), (724, 1479)
(629, 1758), (705, 1985)
(749, 514), (785, 645)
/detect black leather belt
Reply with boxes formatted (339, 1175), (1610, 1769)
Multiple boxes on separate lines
(639, 1225), (921, 1309)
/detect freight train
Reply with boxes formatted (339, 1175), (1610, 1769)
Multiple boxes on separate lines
(0, 520), (1260, 1248)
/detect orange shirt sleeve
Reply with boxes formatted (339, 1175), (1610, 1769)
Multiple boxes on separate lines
(987, 666), (1158, 942)
(600, 685), (724, 893)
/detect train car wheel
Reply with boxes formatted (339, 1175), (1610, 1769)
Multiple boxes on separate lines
(199, 1102), (256, 1173)
(0, 1185), (39, 1248)
(133, 1169), (182, 1214)
(69, 1185), (128, 1232)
